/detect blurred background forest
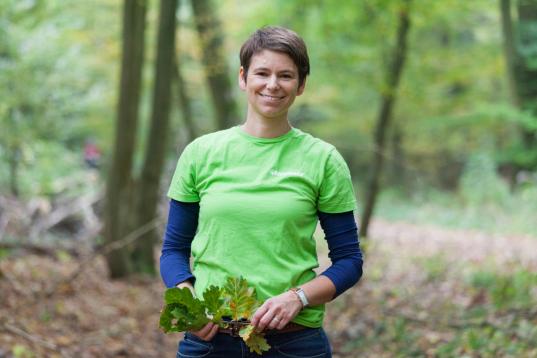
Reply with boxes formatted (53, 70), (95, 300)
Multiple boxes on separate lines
(1, 0), (537, 357)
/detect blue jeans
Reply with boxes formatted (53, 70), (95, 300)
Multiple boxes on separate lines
(177, 327), (332, 358)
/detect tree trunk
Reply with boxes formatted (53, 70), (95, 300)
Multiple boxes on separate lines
(499, 0), (520, 186)
(104, 0), (147, 278)
(174, 51), (197, 143)
(8, 145), (20, 197)
(191, 0), (238, 130)
(390, 124), (406, 188)
(499, 0), (537, 171)
(515, 0), (537, 152)
(360, 1), (412, 238)
(500, 0), (520, 106)
(131, 0), (178, 274)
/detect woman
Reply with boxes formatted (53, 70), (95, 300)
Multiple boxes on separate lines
(160, 26), (363, 357)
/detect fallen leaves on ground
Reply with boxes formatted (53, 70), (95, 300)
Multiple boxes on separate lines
(1, 218), (536, 357)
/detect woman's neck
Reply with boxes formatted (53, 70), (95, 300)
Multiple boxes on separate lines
(241, 111), (292, 138)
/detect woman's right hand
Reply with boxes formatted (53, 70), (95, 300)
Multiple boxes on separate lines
(189, 322), (219, 341)
(175, 281), (219, 341)
(176, 280), (195, 295)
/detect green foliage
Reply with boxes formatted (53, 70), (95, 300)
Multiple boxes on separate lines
(11, 344), (34, 358)
(239, 325), (271, 355)
(0, 0), (118, 197)
(435, 324), (537, 357)
(160, 277), (269, 355)
(339, 258), (537, 357)
(375, 176), (537, 237)
(415, 254), (447, 282)
(469, 270), (537, 310)
(161, 287), (209, 332)
(459, 153), (510, 206)
(203, 285), (228, 322)
(222, 276), (260, 320)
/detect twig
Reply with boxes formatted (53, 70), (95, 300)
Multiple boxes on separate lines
(0, 241), (79, 258)
(0, 320), (71, 357)
(43, 217), (162, 298)
(0, 265), (27, 296)
(0, 215), (9, 241)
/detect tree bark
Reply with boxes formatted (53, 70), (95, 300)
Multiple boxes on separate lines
(174, 54), (197, 143)
(104, 0), (147, 278)
(499, 0), (537, 171)
(500, 0), (520, 106)
(360, 1), (412, 238)
(8, 145), (20, 197)
(515, 0), (537, 151)
(390, 124), (406, 188)
(191, 0), (238, 130)
(131, 0), (178, 274)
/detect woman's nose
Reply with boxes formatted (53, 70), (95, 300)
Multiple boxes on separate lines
(266, 75), (279, 90)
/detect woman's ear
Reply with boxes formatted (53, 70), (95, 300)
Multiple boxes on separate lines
(297, 78), (307, 96)
(238, 67), (246, 91)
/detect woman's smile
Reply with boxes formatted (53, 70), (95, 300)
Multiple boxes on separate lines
(259, 93), (286, 101)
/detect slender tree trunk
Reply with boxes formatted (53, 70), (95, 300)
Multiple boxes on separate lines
(131, 0), (178, 274)
(390, 124), (405, 187)
(499, 0), (520, 186)
(104, 0), (147, 278)
(191, 0), (237, 130)
(174, 52), (197, 142)
(8, 145), (20, 197)
(515, 0), (537, 150)
(360, 1), (412, 238)
(500, 0), (520, 106)
(499, 0), (537, 172)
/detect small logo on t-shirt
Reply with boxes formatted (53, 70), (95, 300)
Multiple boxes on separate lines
(270, 169), (304, 178)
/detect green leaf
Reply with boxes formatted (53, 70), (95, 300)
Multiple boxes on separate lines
(159, 305), (175, 332)
(170, 304), (209, 331)
(223, 276), (260, 320)
(240, 325), (270, 355)
(203, 285), (228, 322)
(239, 324), (255, 341)
(159, 287), (209, 332)
(164, 287), (193, 305)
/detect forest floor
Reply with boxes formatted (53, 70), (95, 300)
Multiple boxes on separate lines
(1, 218), (536, 358)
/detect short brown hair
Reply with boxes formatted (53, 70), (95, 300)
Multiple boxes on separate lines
(240, 26), (310, 87)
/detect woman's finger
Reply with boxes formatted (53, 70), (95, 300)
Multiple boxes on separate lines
(256, 314), (274, 332)
(276, 316), (289, 330)
(251, 304), (269, 327)
(205, 322), (219, 341)
(255, 307), (279, 332)
(191, 322), (215, 341)
(267, 315), (283, 330)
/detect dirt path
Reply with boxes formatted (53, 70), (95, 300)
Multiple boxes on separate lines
(369, 218), (537, 269)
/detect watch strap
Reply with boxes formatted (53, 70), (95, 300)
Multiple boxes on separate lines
(291, 287), (309, 307)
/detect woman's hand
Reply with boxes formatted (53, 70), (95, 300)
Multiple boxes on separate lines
(176, 281), (195, 295)
(175, 281), (219, 341)
(251, 290), (303, 332)
(188, 322), (219, 341)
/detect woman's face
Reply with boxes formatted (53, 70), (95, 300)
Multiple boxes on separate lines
(239, 49), (305, 122)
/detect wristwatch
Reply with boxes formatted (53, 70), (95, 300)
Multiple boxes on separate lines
(290, 287), (309, 308)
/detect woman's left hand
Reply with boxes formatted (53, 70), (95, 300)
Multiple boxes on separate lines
(250, 290), (303, 332)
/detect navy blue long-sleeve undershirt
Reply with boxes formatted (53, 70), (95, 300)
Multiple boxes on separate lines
(160, 199), (363, 298)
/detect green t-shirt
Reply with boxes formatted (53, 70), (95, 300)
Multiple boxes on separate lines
(167, 126), (356, 327)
